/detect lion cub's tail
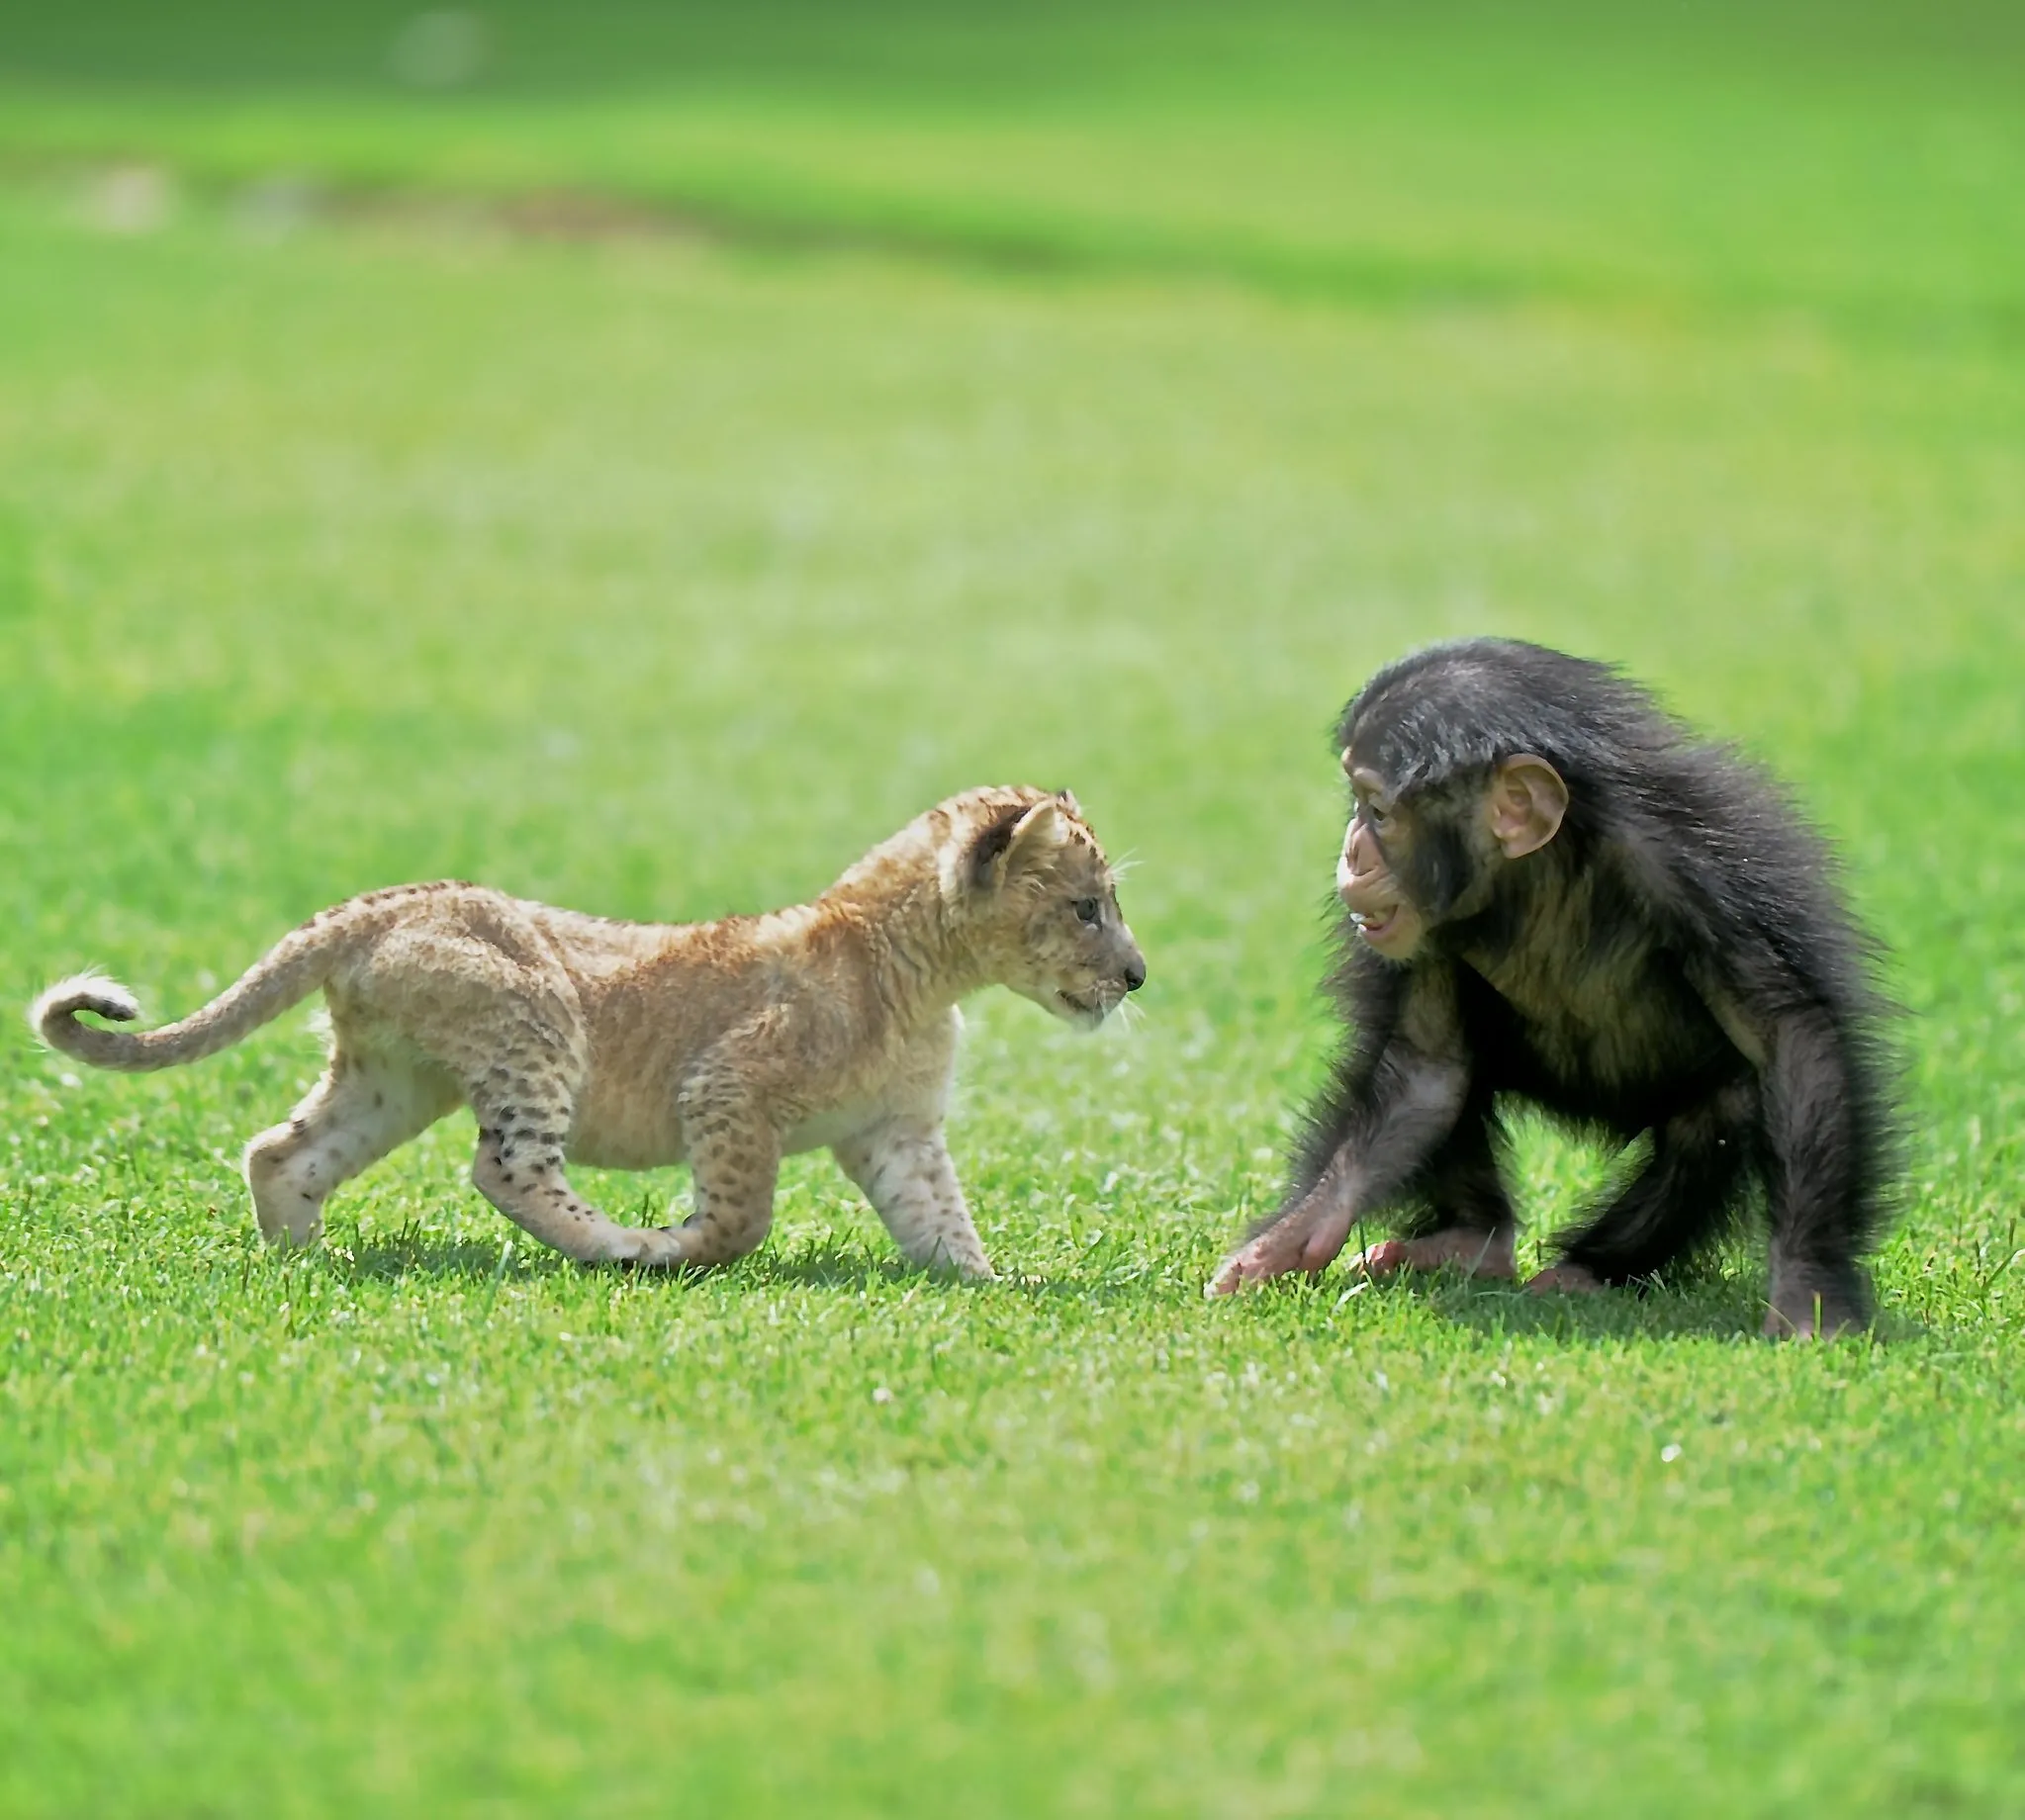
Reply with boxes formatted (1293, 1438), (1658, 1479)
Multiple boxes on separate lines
(31, 914), (354, 1073)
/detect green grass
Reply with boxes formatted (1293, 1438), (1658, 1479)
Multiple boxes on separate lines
(2, 5), (2024, 1814)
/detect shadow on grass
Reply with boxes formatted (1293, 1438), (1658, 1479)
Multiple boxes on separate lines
(318, 1222), (1923, 1339)
(332, 1227), (523, 1283)
(327, 1223), (949, 1292)
(1425, 1278), (1764, 1343)
(739, 1235), (1138, 1298)
(1333, 1267), (1925, 1346)
(749, 1254), (1189, 1303)
(742, 1242), (928, 1290)
(321, 1221), (1187, 1304)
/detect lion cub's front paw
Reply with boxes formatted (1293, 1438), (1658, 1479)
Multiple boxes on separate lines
(927, 1241), (996, 1281)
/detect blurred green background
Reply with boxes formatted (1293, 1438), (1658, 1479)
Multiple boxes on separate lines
(1, 4), (2022, 1816)
(5, 0), (2023, 322)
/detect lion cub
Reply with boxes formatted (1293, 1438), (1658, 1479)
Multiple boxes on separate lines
(33, 787), (1145, 1276)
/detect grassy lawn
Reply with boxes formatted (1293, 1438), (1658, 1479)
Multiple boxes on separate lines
(2, 5), (2023, 1814)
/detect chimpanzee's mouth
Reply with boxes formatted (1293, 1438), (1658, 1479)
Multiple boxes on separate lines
(1350, 906), (1403, 943)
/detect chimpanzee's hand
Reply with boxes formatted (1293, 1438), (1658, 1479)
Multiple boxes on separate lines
(1208, 1180), (1353, 1295)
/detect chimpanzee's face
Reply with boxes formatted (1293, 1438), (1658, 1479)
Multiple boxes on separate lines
(1337, 761), (1432, 961)
(1335, 749), (1571, 964)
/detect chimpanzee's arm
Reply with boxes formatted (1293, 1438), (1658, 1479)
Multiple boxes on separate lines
(1210, 965), (1469, 1293)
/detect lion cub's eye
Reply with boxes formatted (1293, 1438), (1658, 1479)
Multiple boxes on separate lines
(1072, 897), (1102, 927)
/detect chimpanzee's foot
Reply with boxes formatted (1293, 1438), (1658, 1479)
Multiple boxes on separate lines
(1355, 1225), (1518, 1280)
(1764, 1252), (1870, 1340)
(1763, 1285), (1867, 1339)
(1524, 1261), (1606, 1295)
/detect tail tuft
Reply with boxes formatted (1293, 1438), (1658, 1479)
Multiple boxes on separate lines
(31, 972), (142, 1046)
(29, 920), (341, 1073)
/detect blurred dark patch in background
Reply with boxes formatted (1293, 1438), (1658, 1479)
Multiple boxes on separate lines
(1, 1), (2020, 96)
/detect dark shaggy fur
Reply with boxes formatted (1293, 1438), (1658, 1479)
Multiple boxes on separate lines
(1287, 639), (1898, 1329)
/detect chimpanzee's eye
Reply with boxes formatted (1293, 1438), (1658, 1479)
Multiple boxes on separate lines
(1073, 897), (1102, 927)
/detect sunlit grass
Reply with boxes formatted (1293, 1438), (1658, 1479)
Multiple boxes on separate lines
(2, 9), (2023, 1811)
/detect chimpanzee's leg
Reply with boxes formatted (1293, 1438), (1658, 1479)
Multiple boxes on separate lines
(1539, 1076), (1759, 1294)
(1355, 1107), (1518, 1279)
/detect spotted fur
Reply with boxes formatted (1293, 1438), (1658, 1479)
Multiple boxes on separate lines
(31, 786), (1146, 1275)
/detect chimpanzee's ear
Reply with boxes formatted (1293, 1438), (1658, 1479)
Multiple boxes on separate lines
(969, 798), (1065, 891)
(1488, 755), (1568, 858)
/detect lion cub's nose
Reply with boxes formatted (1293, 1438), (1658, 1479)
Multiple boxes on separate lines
(1124, 956), (1148, 993)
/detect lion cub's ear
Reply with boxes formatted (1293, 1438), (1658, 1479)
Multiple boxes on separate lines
(967, 798), (1066, 893)
(1004, 798), (1066, 870)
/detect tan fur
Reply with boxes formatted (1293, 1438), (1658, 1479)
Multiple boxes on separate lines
(31, 787), (1145, 1276)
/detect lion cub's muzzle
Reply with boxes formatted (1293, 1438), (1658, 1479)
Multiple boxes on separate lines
(1058, 937), (1146, 1027)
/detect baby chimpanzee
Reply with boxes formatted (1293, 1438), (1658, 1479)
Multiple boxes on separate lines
(1213, 639), (1896, 1337)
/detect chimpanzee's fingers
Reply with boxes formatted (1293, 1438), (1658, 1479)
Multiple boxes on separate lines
(1218, 1238), (1289, 1290)
(1207, 1251), (1247, 1296)
(1297, 1212), (1352, 1273)
(1208, 1225), (1302, 1294)
(1208, 1192), (1355, 1294)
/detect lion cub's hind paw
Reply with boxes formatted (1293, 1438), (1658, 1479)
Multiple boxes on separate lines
(607, 1225), (696, 1270)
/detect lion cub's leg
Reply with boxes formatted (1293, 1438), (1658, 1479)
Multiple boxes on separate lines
(470, 1131), (686, 1266)
(244, 1047), (459, 1247)
(664, 1079), (782, 1266)
(832, 1122), (994, 1279)
(466, 1077), (688, 1267)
